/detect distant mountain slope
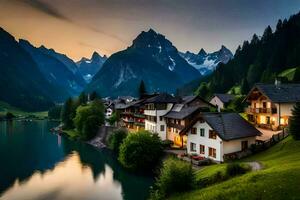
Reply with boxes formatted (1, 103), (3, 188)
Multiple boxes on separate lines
(195, 11), (300, 96)
(39, 46), (86, 86)
(77, 52), (107, 82)
(0, 28), (56, 111)
(19, 40), (85, 96)
(180, 46), (233, 75)
(86, 29), (201, 97)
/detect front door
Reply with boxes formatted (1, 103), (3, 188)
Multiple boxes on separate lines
(241, 141), (248, 151)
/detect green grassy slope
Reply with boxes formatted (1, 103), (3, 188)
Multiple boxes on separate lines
(278, 67), (297, 81)
(169, 137), (300, 200)
(0, 101), (48, 118)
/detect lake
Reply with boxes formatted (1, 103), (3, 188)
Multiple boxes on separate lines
(0, 120), (153, 200)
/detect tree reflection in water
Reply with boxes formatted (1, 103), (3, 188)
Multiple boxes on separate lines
(0, 120), (153, 200)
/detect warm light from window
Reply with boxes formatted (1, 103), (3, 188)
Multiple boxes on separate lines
(260, 116), (266, 124)
(271, 117), (276, 122)
(280, 118), (286, 125)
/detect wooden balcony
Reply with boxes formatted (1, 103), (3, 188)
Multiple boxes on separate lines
(246, 107), (277, 114)
(122, 118), (134, 123)
(167, 122), (184, 130)
(133, 113), (145, 118)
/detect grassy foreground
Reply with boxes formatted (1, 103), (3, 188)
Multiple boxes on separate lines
(278, 67), (297, 81)
(0, 101), (48, 119)
(169, 136), (300, 200)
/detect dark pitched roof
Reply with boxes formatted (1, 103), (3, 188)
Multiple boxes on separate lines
(213, 93), (235, 103)
(114, 103), (128, 110)
(181, 112), (261, 140)
(182, 95), (215, 107)
(163, 106), (201, 119)
(249, 83), (300, 103)
(144, 93), (179, 104)
(202, 113), (261, 141)
(182, 96), (197, 104)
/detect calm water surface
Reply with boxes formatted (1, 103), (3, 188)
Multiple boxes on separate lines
(0, 120), (153, 200)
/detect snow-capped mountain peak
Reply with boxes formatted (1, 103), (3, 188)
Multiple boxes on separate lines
(76, 51), (107, 82)
(180, 45), (233, 75)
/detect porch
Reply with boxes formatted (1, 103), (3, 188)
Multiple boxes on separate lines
(256, 127), (283, 141)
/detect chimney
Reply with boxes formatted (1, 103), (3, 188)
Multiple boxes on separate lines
(275, 78), (281, 87)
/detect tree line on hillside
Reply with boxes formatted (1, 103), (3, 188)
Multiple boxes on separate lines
(196, 11), (300, 98)
(58, 91), (105, 140)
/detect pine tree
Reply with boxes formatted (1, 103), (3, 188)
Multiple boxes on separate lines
(197, 82), (210, 100)
(262, 26), (273, 42)
(78, 92), (87, 105)
(241, 78), (250, 95)
(276, 19), (283, 32)
(293, 67), (300, 83)
(139, 80), (146, 98)
(250, 34), (260, 45)
(61, 98), (74, 129)
(90, 91), (99, 101)
(289, 102), (300, 140)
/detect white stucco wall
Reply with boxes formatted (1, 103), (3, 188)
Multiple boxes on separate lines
(223, 137), (256, 154)
(210, 96), (224, 111)
(187, 121), (257, 162)
(144, 103), (173, 140)
(187, 121), (223, 161)
(279, 103), (295, 116)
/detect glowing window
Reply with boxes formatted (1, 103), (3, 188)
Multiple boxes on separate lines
(260, 116), (266, 124)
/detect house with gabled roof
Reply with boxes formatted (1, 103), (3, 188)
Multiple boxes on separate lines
(185, 113), (261, 162)
(210, 93), (235, 111)
(245, 82), (300, 130)
(144, 93), (179, 139)
(163, 95), (215, 147)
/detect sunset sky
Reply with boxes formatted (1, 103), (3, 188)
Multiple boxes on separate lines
(0, 0), (299, 60)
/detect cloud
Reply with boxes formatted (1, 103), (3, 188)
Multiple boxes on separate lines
(17, 0), (126, 44)
(20, 0), (72, 22)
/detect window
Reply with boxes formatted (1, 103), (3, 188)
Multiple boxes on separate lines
(159, 116), (163, 121)
(209, 130), (217, 139)
(191, 128), (197, 134)
(200, 145), (205, 154)
(160, 125), (165, 131)
(200, 128), (205, 137)
(208, 147), (216, 158)
(266, 116), (270, 124)
(190, 143), (196, 152)
(241, 141), (248, 151)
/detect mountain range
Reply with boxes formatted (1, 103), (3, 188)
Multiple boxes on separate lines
(76, 52), (107, 82)
(19, 40), (86, 97)
(0, 28), (57, 111)
(193, 11), (300, 97)
(179, 46), (233, 75)
(85, 29), (202, 97)
(2, 11), (300, 111)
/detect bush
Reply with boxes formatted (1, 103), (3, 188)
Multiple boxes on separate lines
(6, 112), (15, 120)
(150, 157), (196, 199)
(118, 130), (163, 172)
(226, 163), (248, 177)
(82, 115), (102, 140)
(61, 98), (76, 129)
(289, 102), (300, 140)
(197, 171), (227, 187)
(107, 112), (118, 126)
(108, 129), (128, 153)
(73, 100), (105, 140)
(161, 140), (174, 149)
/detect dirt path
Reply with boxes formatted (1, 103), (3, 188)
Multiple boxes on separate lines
(247, 161), (263, 171)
